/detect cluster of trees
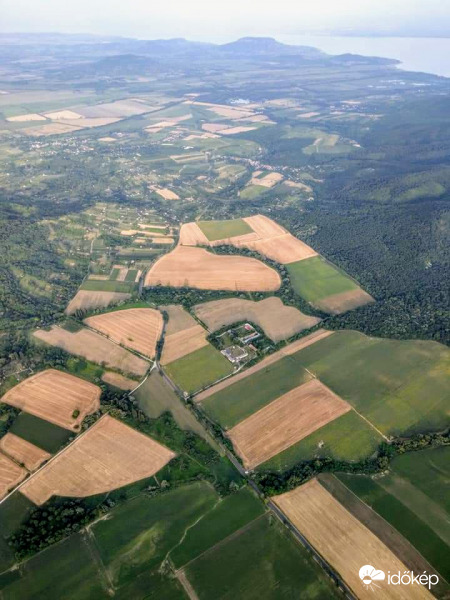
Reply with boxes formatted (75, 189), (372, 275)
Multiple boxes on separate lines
(255, 430), (449, 496)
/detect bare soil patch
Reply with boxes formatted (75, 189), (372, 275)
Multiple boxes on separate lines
(23, 122), (83, 136)
(284, 180), (312, 192)
(65, 290), (131, 315)
(0, 433), (50, 471)
(195, 329), (333, 402)
(250, 172), (283, 188)
(7, 113), (46, 122)
(101, 371), (137, 390)
(145, 246), (280, 292)
(43, 110), (83, 120)
(33, 326), (149, 376)
(0, 453), (27, 500)
(85, 308), (163, 359)
(1, 369), (100, 431)
(273, 479), (432, 600)
(194, 297), (320, 342)
(228, 379), (350, 468)
(219, 126), (257, 135)
(20, 415), (176, 505)
(315, 289), (375, 314)
(155, 188), (180, 200)
(161, 325), (208, 365)
(160, 304), (199, 335)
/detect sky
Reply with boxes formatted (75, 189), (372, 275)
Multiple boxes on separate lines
(1, 0), (449, 41)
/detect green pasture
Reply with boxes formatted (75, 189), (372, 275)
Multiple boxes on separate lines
(286, 256), (358, 302)
(165, 345), (233, 394)
(9, 412), (72, 453)
(197, 218), (253, 241)
(185, 514), (341, 599)
(80, 279), (135, 293)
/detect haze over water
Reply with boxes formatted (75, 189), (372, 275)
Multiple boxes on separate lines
(278, 35), (450, 78)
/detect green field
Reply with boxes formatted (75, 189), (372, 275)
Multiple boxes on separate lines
(185, 514), (341, 599)
(135, 371), (213, 443)
(291, 330), (450, 436)
(165, 344), (234, 394)
(92, 481), (217, 587)
(337, 446), (450, 582)
(287, 256), (358, 302)
(201, 354), (312, 428)
(0, 492), (35, 572)
(9, 412), (72, 453)
(171, 487), (264, 568)
(0, 533), (109, 600)
(197, 218), (253, 241)
(260, 410), (383, 471)
(239, 185), (268, 200)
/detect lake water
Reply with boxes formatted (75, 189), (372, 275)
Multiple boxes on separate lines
(277, 35), (450, 78)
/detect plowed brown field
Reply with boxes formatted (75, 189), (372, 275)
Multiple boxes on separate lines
(85, 308), (163, 358)
(228, 379), (350, 468)
(193, 297), (320, 341)
(0, 453), (27, 499)
(144, 246), (280, 291)
(0, 433), (50, 471)
(179, 214), (317, 264)
(65, 290), (131, 315)
(315, 288), (375, 315)
(1, 369), (100, 431)
(273, 479), (432, 600)
(101, 372), (137, 390)
(33, 326), (149, 376)
(161, 325), (208, 365)
(20, 415), (175, 505)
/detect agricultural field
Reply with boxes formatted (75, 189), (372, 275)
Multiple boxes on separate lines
(0, 453), (27, 499)
(165, 344), (234, 394)
(287, 256), (374, 314)
(145, 245), (281, 291)
(9, 413), (73, 454)
(336, 446), (450, 583)
(193, 296), (320, 342)
(288, 330), (450, 437)
(0, 433), (50, 471)
(101, 371), (137, 390)
(228, 379), (351, 469)
(1, 369), (100, 431)
(85, 307), (163, 358)
(185, 512), (341, 599)
(160, 305), (208, 365)
(199, 328), (449, 468)
(135, 371), (211, 442)
(66, 290), (132, 315)
(180, 215), (318, 265)
(33, 325), (150, 376)
(273, 479), (432, 600)
(20, 415), (176, 505)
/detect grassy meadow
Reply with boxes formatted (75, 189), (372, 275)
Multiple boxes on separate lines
(197, 218), (253, 241)
(165, 345), (234, 394)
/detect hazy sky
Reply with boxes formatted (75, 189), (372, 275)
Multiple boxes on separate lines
(1, 0), (449, 41)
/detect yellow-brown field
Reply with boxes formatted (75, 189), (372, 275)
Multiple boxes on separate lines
(179, 214), (317, 265)
(145, 245), (281, 292)
(195, 329), (333, 402)
(33, 326), (149, 376)
(315, 288), (375, 315)
(0, 453), (27, 500)
(0, 433), (50, 471)
(1, 369), (100, 431)
(43, 110), (84, 120)
(155, 188), (180, 200)
(273, 479), (432, 600)
(65, 290), (131, 314)
(228, 379), (350, 468)
(193, 297), (320, 342)
(250, 171), (284, 187)
(20, 415), (176, 505)
(6, 113), (47, 122)
(23, 122), (83, 136)
(84, 308), (163, 359)
(219, 126), (257, 135)
(101, 371), (137, 390)
(160, 304), (199, 335)
(161, 325), (208, 365)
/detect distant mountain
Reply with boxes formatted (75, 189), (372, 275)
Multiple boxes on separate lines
(218, 37), (322, 57)
(329, 53), (400, 66)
